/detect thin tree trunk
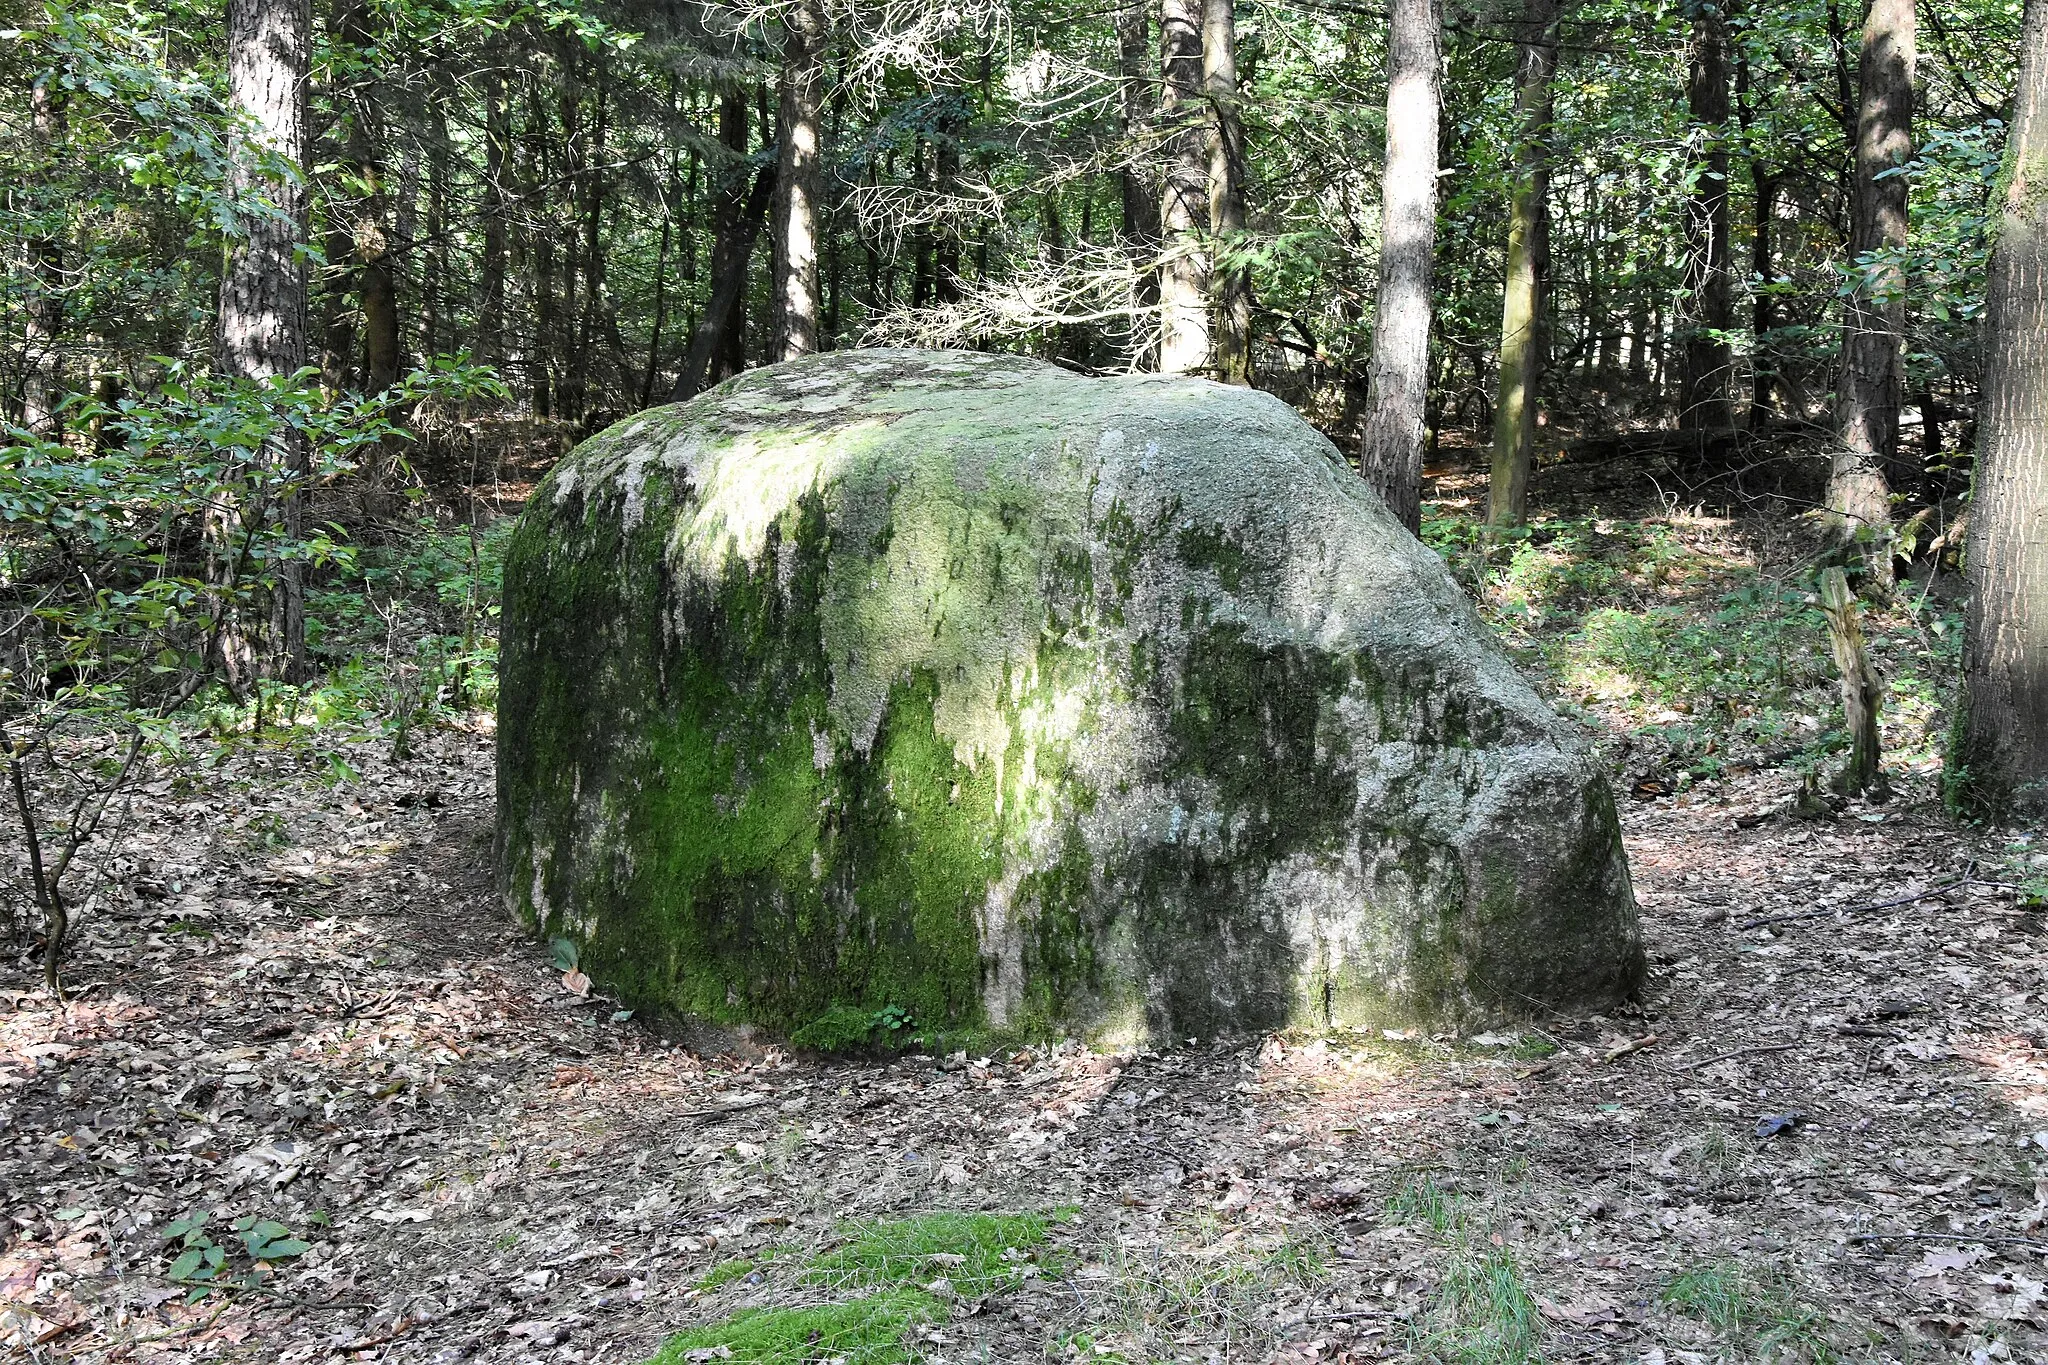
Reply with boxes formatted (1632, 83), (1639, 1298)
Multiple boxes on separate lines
(1204, 0), (1251, 384)
(1956, 0), (2048, 815)
(1157, 0), (1210, 374)
(573, 57), (610, 418)
(424, 103), (449, 360)
(337, 2), (399, 396)
(217, 0), (310, 684)
(1118, 0), (1161, 368)
(528, 79), (557, 419)
(1486, 0), (1557, 529)
(22, 80), (65, 437)
(1680, 0), (1734, 433)
(673, 92), (776, 402)
(1829, 0), (1914, 585)
(479, 63), (510, 366)
(1820, 567), (1888, 797)
(1736, 45), (1777, 428)
(771, 0), (827, 360)
(1358, 0), (1441, 531)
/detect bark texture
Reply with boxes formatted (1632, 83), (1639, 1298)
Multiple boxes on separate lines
(217, 0), (311, 684)
(1204, 0), (1252, 385)
(1957, 0), (2048, 816)
(1679, 0), (1734, 432)
(1157, 0), (1210, 374)
(1118, 0), (1161, 367)
(1487, 0), (1557, 529)
(673, 94), (775, 402)
(478, 66), (510, 366)
(1358, 0), (1442, 532)
(22, 79), (65, 437)
(771, 0), (828, 361)
(1829, 0), (1914, 581)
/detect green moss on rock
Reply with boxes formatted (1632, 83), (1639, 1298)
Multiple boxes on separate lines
(497, 349), (1643, 1046)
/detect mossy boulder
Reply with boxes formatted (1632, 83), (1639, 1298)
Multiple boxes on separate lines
(496, 349), (1643, 1046)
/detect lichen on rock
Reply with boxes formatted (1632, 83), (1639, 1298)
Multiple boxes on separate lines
(495, 348), (1644, 1047)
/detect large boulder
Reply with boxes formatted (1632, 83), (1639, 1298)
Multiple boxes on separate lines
(496, 350), (1642, 1046)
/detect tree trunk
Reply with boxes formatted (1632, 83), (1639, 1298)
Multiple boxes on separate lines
(1357, 0), (1441, 531)
(772, 0), (827, 360)
(1157, 0), (1210, 374)
(673, 92), (776, 402)
(479, 64), (509, 367)
(1820, 567), (1888, 797)
(1486, 0), (1557, 529)
(1956, 0), (2048, 816)
(1118, 0), (1161, 368)
(573, 57), (610, 419)
(1679, 0), (1734, 433)
(22, 80), (65, 437)
(1736, 45), (1776, 429)
(336, 1), (399, 397)
(527, 78), (557, 419)
(217, 0), (310, 684)
(1829, 0), (1914, 585)
(424, 105), (449, 360)
(1204, 0), (1251, 384)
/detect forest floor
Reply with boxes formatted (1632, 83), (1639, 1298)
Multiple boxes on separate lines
(4, 447), (2046, 1365)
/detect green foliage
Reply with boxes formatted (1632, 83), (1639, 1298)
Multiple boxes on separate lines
(788, 1002), (918, 1052)
(1661, 1259), (1837, 1361)
(806, 1212), (1060, 1300)
(1386, 1174), (1543, 1365)
(649, 1290), (935, 1365)
(650, 1212), (1061, 1365)
(161, 1208), (316, 1304)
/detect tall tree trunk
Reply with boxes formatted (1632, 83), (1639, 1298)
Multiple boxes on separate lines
(424, 103), (450, 360)
(218, 0), (310, 684)
(673, 92), (776, 402)
(1736, 45), (1777, 428)
(21, 79), (65, 438)
(1829, 0), (1914, 585)
(1157, 0), (1210, 374)
(478, 63), (510, 366)
(1680, 0), (1734, 433)
(1118, 0), (1161, 368)
(1486, 0), (1557, 529)
(1357, 0), (1441, 531)
(772, 0), (827, 360)
(528, 80), (557, 419)
(1956, 0), (2048, 816)
(1204, 0), (1251, 384)
(934, 99), (963, 306)
(338, 2), (399, 397)
(573, 57), (610, 419)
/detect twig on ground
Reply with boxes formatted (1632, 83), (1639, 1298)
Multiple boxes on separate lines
(1850, 1231), (2048, 1252)
(672, 1097), (775, 1121)
(1739, 868), (1974, 931)
(1601, 1034), (1660, 1063)
(1672, 1042), (1801, 1072)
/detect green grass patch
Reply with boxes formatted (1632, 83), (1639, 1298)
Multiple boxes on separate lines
(1386, 1173), (1543, 1364)
(648, 1289), (933, 1365)
(1662, 1258), (1836, 1360)
(1428, 1245), (1543, 1365)
(807, 1210), (1061, 1298)
(648, 1210), (1064, 1365)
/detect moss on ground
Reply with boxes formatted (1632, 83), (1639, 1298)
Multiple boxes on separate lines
(646, 1211), (1063, 1365)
